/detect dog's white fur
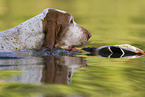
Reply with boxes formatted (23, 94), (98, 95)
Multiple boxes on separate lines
(0, 8), (90, 52)
(0, 9), (49, 52)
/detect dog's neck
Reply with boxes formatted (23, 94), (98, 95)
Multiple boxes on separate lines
(0, 9), (49, 52)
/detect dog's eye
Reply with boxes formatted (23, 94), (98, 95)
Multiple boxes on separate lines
(70, 19), (73, 24)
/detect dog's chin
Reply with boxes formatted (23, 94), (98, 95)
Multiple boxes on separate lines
(54, 44), (76, 52)
(67, 47), (78, 52)
(55, 41), (88, 52)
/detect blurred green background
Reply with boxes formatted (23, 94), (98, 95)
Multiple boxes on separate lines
(0, 0), (145, 97)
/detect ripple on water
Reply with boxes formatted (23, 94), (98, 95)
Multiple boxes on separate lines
(0, 48), (75, 58)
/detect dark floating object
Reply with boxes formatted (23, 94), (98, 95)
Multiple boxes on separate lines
(83, 44), (145, 58)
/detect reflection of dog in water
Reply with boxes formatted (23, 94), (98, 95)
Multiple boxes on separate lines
(0, 56), (87, 84)
(41, 56), (86, 84)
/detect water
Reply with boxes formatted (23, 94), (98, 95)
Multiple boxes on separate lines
(0, 0), (145, 97)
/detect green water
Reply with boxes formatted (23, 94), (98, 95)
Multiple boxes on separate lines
(0, 0), (145, 97)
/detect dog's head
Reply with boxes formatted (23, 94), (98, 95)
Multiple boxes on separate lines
(43, 8), (91, 51)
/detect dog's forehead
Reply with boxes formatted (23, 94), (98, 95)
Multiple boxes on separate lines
(43, 8), (67, 14)
(43, 8), (71, 19)
(52, 9), (67, 14)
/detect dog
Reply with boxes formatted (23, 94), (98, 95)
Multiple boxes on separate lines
(0, 8), (91, 52)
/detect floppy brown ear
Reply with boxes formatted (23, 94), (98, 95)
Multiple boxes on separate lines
(43, 20), (61, 50)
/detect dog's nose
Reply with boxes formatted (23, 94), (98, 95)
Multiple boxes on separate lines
(84, 29), (92, 39)
(88, 32), (92, 39)
(81, 26), (92, 39)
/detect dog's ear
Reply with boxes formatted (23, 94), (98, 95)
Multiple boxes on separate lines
(43, 19), (61, 50)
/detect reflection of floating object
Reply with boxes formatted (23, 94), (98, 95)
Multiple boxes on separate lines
(83, 44), (145, 58)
